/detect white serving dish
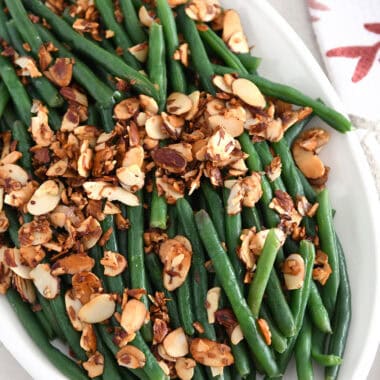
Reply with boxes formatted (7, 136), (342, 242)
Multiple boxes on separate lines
(0, 1), (379, 379)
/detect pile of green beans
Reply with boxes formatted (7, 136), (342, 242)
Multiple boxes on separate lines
(0, 1), (352, 379)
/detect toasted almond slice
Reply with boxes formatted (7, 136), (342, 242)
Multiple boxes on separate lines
(77, 216), (102, 250)
(139, 95), (159, 115)
(145, 115), (169, 140)
(257, 318), (272, 345)
(228, 31), (249, 54)
(65, 289), (84, 331)
(103, 201), (121, 215)
(163, 327), (189, 358)
(78, 294), (116, 323)
(153, 318), (169, 344)
(101, 251), (127, 277)
(0, 210), (8, 233)
(83, 181), (109, 200)
(117, 345), (146, 369)
(232, 78), (266, 108)
(208, 114), (244, 137)
(211, 367), (224, 377)
(5, 248), (32, 279)
(46, 159), (68, 176)
(206, 287), (221, 323)
(30, 263), (60, 299)
(4, 181), (37, 208)
(167, 93), (193, 115)
(158, 361), (170, 376)
(212, 75), (233, 94)
(168, 143), (193, 162)
(81, 323), (97, 353)
(19, 245), (45, 268)
(152, 147), (187, 174)
(161, 112), (184, 138)
(139, 6), (154, 27)
(15, 56), (42, 78)
(27, 180), (63, 216)
(230, 324), (244, 345)
(83, 351), (104, 378)
(175, 357), (196, 380)
(117, 165), (145, 193)
(157, 344), (177, 362)
(18, 220), (52, 247)
(122, 146), (145, 168)
(100, 186), (140, 207)
(283, 254), (305, 290)
(292, 143), (325, 179)
(0, 151), (22, 165)
(185, 0), (221, 22)
(121, 299), (148, 333)
(190, 338), (234, 367)
(185, 91), (200, 120)
(114, 98), (139, 120)
(72, 271), (103, 305)
(222, 9), (243, 42)
(78, 140), (93, 177)
(13, 276), (36, 304)
(52, 254), (95, 276)
(128, 42), (148, 62)
(0, 164), (28, 185)
(207, 128), (236, 163)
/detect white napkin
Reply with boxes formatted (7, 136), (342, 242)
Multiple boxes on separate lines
(307, 0), (380, 121)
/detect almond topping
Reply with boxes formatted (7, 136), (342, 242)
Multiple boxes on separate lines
(117, 165), (145, 193)
(27, 180), (63, 216)
(152, 147), (187, 174)
(185, 0), (222, 22)
(80, 323), (97, 353)
(116, 345), (146, 369)
(145, 115), (170, 140)
(30, 263), (60, 299)
(52, 254), (95, 276)
(13, 276), (36, 304)
(138, 6), (154, 27)
(44, 58), (74, 87)
(139, 95), (159, 115)
(175, 358), (196, 380)
(283, 254), (305, 290)
(122, 146), (145, 168)
(78, 294), (116, 323)
(65, 289), (84, 331)
(206, 287), (221, 323)
(257, 318), (272, 345)
(46, 159), (68, 177)
(167, 93), (193, 115)
(128, 42), (149, 63)
(121, 299), (148, 334)
(0, 164), (29, 185)
(114, 98), (140, 120)
(190, 338), (234, 367)
(83, 351), (104, 378)
(208, 114), (244, 137)
(232, 78), (266, 108)
(100, 251), (127, 277)
(100, 186), (140, 207)
(5, 248), (32, 280)
(162, 327), (189, 358)
(72, 271), (103, 305)
(77, 216), (102, 250)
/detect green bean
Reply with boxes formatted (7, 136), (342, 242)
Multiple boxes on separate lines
(316, 189), (340, 317)
(127, 191), (152, 342)
(295, 316), (314, 380)
(94, 0), (140, 69)
(0, 81), (10, 118)
(0, 55), (31, 126)
(296, 167), (317, 203)
(259, 303), (287, 353)
(311, 329), (342, 367)
(6, 289), (88, 380)
(199, 26), (248, 74)
(241, 206), (262, 230)
(308, 281), (332, 334)
(148, 22), (167, 111)
(4, 206), (20, 247)
(150, 185), (167, 229)
(49, 295), (87, 361)
(211, 64), (351, 133)
(201, 181), (225, 242)
(116, 204), (129, 285)
(176, 198), (216, 340)
(230, 342), (251, 378)
(145, 253), (181, 329)
(100, 215), (125, 294)
(23, 0), (159, 99)
(0, 0), (10, 42)
(120, 0), (146, 44)
(35, 24), (115, 108)
(195, 210), (279, 377)
(325, 237), (351, 380)
(248, 229), (281, 317)
(222, 188), (244, 288)
(34, 306), (56, 341)
(176, 277), (195, 336)
(237, 53), (262, 74)
(167, 206), (177, 239)
(177, 7), (215, 94)
(11, 121), (33, 172)
(6, 20), (64, 108)
(156, 0), (186, 93)
(284, 112), (314, 147)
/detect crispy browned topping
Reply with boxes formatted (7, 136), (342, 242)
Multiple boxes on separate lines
(313, 250), (332, 285)
(283, 254), (305, 290)
(190, 338), (234, 367)
(257, 318), (272, 345)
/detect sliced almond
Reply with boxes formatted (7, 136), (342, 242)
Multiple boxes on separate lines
(19, 245), (45, 268)
(120, 298), (148, 334)
(72, 271), (103, 305)
(44, 58), (74, 87)
(167, 93), (193, 115)
(0, 210), (8, 233)
(230, 324), (244, 345)
(185, 91), (200, 120)
(168, 143), (193, 162)
(101, 251), (127, 277)
(152, 147), (187, 174)
(222, 9), (243, 42)
(77, 216), (102, 250)
(116, 345), (146, 369)
(185, 0), (221, 22)
(83, 351), (104, 378)
(78, 140), (93, 177)
(157, 344), (177, 362)
(153, 318), (169, 344)
(65, 289), (84, 331)
(228, 31), (249, 54)
(161, 112), (184, 138)
(128, 42), (148, 63)
(27, 180), (63, 216)
(162, 327), (189, 358)
(208, 114), (244, 137)
(139, 95), (159, 115)
(52, 254), (95, 276)
(100, 186), (140, 207)
(4, 248), (32, 279)
(175, 357), (196, 380)
(0, 164), (28, 185)
(4, 181), (37, 208)
(211, 367), (224, 377)
(139, 6), (154, 27)
(80, 323), (97, 353)
(292, 143), (326, 179)
(207, 128), (236, 163)
(83, 181), (108, 200)
(117, 165), (145, 193)
(145, 115), (169, 140)
(13, 276), (36, 304)
(30, 263), (60, 299)
(206, 287), (221, 323)
(18, 220), (52, 247)
(190, 338), (234, 367)
(257, 318), (272, 345)
(0, 151), (22, 165)
(46, 159), (68, 177)
(15, 56), (42, 78)
(158, 361), (170, 376)
(283, 254), (305, 290)
(78, 294), (116, 323)
(114, 98), (140, 120)
(232, 78), (266, 108)
(122, 146), (145, 168)
(212, 75), (233, 94)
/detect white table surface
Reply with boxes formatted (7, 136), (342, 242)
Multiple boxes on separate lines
(1, 0), (379, 379)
